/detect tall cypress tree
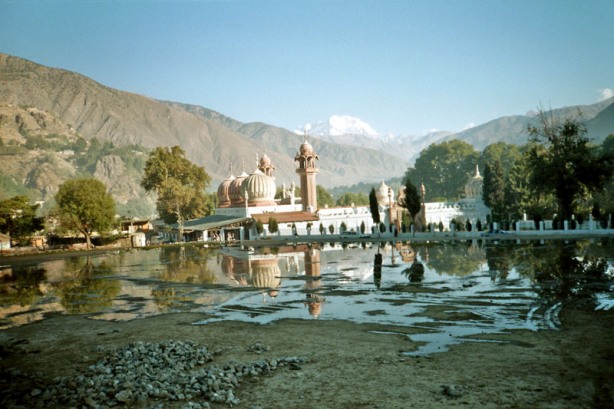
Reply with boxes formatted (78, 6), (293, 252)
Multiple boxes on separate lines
(483, 160), (505, 222)
(369, 188), (380, 224)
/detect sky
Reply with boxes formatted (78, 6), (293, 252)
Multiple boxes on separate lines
(1, 0), (613, 136)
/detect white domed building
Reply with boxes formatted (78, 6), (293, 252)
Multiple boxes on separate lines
(164, 133), (490, 243)
(173, 136), (384, 242)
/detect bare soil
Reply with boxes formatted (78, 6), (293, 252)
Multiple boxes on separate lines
(1, 307), (613, 409)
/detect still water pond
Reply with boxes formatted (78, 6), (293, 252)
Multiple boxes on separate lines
(2, 239), (613, 355)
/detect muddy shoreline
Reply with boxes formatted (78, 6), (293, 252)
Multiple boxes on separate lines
(1, 307), (613, 408)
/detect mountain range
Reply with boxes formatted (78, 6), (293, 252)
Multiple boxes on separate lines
(300, 100), (614, 161)
(1, 52), (613, 214)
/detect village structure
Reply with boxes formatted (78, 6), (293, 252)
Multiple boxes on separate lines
(155, 136), (491, 244)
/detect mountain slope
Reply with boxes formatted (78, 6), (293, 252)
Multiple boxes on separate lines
(0, 53), (407, 188)
(441, 99), (614, 150)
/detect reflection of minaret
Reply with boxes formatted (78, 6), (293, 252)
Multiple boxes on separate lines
(304, 248), (323, 318)
(295, 134), (319, 213)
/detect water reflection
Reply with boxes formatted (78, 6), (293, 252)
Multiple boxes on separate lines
(57, 257), (120, 313)
(402, 261), (425, 283)
(0, 239), (612, 355)
(304, 247), (323, 318)
(153, 246), (218, 309)
(533, 243), (610, 310)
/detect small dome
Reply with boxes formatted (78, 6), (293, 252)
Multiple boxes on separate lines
(375, 181), (394, 206)
(229, 171), (249, 206)
(242, 169), (276, 205)
(217, 174), (235, 207)
(300, 140), (314, 156)
(260, 153), (272, 167)
(258, 153), (276, 176)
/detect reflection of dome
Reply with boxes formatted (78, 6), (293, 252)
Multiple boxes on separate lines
(375, 181), (394, 206)
(229, 171), (249, 206)
(242, 169), (276, 206)
(251, 259), (281, 291)
(305, 294), (323, 318)
(217, 174), (235, 208)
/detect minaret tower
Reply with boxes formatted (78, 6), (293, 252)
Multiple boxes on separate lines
(295, 133), (319, 213)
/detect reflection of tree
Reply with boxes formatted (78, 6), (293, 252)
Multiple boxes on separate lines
(159, 246), (216, 283)
(534, 245), (610, 309)
(402, 262), (424, 283)
(425, 243), (483, 276)
(0, 266), (46, 306)
(373, 253), (383, 288)
(485, 244), (512, 282)
(57, 257), (120, 314)
(153, 246), (218, 309)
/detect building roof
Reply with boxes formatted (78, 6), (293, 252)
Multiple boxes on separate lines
(176, 215), (252, 232)
(251, 211), (319, 224)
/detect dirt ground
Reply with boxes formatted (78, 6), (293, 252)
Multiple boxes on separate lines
(1, 307), (613, 409)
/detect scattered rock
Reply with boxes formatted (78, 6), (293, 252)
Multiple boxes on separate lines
(442, 384), (465, 398)
(8, 340), (309, 408)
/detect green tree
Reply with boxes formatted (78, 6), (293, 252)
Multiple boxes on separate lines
(481, 142), (521, 175)
(268, 217), (279, 235)
(593, 134), (614, 220)
(369, 188), (381, 224)
(482, 160), (505, 223)
(317, 185), (335, 208)
(336, 192), (368, 207)
(405, 140), (479, 200)
(400, 178), (421, 220)
(527, 111), (610, 220)
(255, 219), (264, 236)
(504, 146), (556, 224)
(141, 146), (212, 240)
(54, 178), (116, 249)
(0, 196), (45, 245)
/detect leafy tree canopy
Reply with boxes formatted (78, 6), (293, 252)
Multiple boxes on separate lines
(141, 146), (213, 237)
(527, 111), (611, 220)
(54, 178), (116, 248)
(316, 185), (335, 208)
(405, 140), (479, 201)
(0, 196), (45, 244)
(336, 192), (369, 207)
(400, 178), (422, 217)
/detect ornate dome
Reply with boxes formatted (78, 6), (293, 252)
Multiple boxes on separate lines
(258, 153), (276, 177)
(300, 140), (314, 156)
(465, 165), (483, 198)
(260, 153), (272, 167)
(217, 174), (235, 208)
(229, 171), (249, 206)
(375, 181), (394, 206)
(242, 168), (276, 206)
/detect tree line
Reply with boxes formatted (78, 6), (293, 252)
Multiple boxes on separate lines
(400, 112), (614, 227)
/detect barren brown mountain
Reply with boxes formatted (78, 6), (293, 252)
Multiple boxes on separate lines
(0, 53), (408, 193)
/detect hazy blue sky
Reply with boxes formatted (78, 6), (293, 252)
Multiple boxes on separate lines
(1, 0), (613, 135)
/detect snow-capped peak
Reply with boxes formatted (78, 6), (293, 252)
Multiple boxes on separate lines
(297, 115), (379, 137)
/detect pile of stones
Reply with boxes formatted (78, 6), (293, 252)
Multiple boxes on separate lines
(19, 340), (309, 408)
